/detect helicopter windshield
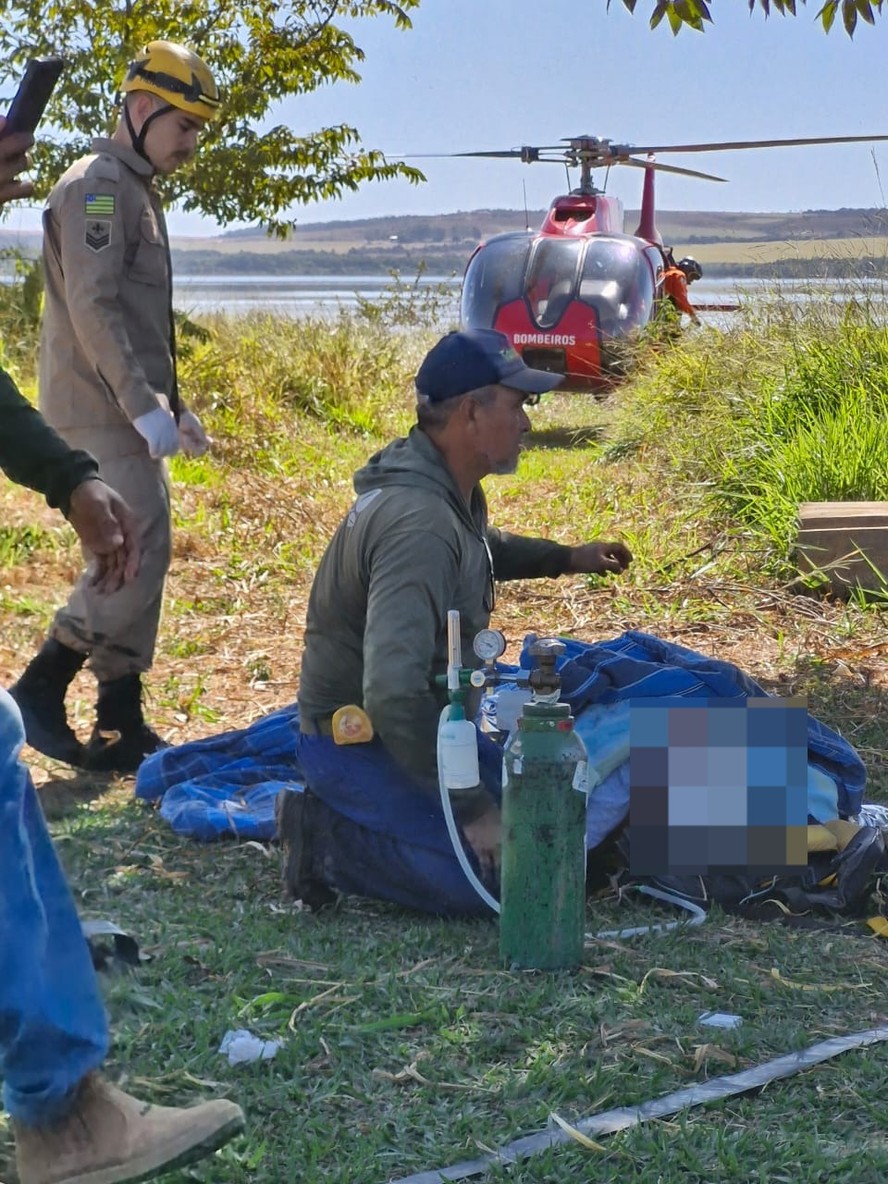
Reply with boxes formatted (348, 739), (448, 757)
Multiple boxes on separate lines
(460, 234), (532, 329)
(578, 237), (655, 336)
(525, 238), (583, 329)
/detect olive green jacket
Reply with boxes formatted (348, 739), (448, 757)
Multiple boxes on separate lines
(298, 427), (574, 795)
(0, 367), (97, 514)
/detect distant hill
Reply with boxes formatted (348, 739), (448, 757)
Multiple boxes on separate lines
(215, 206), (888, 247)
(5, 207), (888, 278)
(174, 207), (888, 276)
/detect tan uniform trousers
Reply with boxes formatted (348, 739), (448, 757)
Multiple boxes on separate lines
(50, 449), (171, 683)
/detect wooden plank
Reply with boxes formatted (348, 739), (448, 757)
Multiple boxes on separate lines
(795, 502), (888, 596)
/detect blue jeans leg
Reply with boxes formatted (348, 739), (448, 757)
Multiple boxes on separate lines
(0, 688), (109, 1125)
(295, 731), (503, 917)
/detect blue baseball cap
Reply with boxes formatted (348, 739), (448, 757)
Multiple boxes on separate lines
(415, 329), (564, 403)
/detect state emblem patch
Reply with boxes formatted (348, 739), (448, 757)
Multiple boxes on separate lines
(85, 220), (111, 252)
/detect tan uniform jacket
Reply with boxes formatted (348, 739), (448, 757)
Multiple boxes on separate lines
(39, 137), (174, 456)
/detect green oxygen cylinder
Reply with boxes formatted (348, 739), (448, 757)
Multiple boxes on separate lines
(500, 640), (588, 971)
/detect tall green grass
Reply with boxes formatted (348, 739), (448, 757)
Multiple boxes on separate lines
(0, 252), (42, 380)
(6, 262), (888, 582)
(605, 294), (888, 574)
(177, 311), (431, 446)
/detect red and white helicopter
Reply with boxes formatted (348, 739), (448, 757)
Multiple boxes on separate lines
(446, 133), (888, 391)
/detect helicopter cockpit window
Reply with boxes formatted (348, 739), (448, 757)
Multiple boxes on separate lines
(579, 237), (656, 337)
(460, 234), (532, 330)
(525, 238), (582, 329)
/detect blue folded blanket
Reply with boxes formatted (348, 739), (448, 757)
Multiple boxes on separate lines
(136, 631), (866, 843)
(136, 704), (303, 840)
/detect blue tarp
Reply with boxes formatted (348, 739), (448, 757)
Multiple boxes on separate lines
(135, 631), (867, 842)
(136, 705), (305, 841)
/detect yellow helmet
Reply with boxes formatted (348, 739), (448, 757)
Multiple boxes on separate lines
(121, 40), (220, 120)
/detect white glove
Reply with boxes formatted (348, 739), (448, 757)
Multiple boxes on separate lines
(133, 407), (179, 459)
(178, 409), (210, 457)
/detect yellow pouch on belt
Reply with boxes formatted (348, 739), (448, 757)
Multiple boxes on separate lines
(331, 705), (374, 745)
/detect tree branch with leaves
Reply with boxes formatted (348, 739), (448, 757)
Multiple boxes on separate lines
(0, 0), (425, 234)
(612, 0), (883, 37)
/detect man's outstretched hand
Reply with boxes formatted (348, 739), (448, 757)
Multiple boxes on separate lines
(568, 540), (633, 576)
(67, 479), (141, 594)
(0, 119), (34, 204)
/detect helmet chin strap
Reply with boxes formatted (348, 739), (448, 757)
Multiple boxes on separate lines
(124, 98), (173, 168)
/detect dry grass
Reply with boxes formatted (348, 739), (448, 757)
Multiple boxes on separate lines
(6, 305), (888, 1183)
(3, 384), (887, 795)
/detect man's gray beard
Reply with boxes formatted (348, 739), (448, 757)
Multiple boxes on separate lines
(489, 456), (519, 476)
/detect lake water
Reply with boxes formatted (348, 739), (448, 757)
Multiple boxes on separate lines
(172, 273), (462, 318)
(172, 273), (888, 325)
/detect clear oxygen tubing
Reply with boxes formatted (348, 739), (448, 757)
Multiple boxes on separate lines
(589, 885), (707, 941)
(439, 609), (500, 914)
(438, 703), (501, 916)
(436, 611), (707, 936)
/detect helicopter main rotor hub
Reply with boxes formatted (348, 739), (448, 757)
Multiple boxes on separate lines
(440, 128), (888, 194)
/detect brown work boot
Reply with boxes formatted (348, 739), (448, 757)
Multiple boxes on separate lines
(13, 1073), (244, 1184)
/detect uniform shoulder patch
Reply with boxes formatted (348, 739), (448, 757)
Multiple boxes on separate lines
(84, 193), (115, 217)
(90, 155), (121, 182)
(85, 219), (112, 252)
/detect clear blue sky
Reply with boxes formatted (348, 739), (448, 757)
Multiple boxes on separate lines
(9, 0), (888, 236)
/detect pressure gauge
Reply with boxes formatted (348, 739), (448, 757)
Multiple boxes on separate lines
(473, 628), (506, 662)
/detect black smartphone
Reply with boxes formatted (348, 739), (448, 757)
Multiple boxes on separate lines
(0, 56), (65, 139)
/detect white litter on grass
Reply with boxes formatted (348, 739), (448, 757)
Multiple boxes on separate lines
(218, 1028), (282, 1065)
(698, 1011), (743, 1030)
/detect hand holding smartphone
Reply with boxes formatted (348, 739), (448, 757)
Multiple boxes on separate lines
(0, 56), (65, 141)
(0, 57), (65, 204)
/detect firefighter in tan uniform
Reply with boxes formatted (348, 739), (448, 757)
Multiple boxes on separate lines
(11, 41), (220, 774)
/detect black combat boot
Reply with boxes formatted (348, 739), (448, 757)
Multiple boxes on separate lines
(83, 673), (168, 775)
(8, 638), (87, 764)
(275, 788), (337, 911)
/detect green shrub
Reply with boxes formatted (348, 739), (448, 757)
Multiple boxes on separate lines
(0, 251), (43, 380)
(176, 310), (426, 454)
(606, 295), (888, 573)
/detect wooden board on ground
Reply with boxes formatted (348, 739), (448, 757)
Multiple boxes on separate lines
(796, 501), (888, 597)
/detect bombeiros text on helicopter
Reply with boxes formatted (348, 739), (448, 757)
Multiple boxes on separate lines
(409, 131), (888, 392)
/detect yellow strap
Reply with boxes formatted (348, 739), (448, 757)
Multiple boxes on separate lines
(822, 818), (861, 851)
(807, 824), (839, 853)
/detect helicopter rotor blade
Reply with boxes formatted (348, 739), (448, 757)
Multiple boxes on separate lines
(450, 147), (575, 163)
(394, 150), (527, 159)
(450, 150), (529, 159)
(625, 133), (888, 155)
(622, 157), (727, 182)
(390, 132), (888, 174)
(395, 146), (574, 162)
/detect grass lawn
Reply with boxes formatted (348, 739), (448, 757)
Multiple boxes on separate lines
(2, 302), (888, 1182)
